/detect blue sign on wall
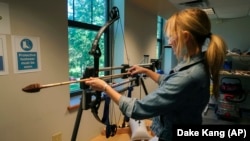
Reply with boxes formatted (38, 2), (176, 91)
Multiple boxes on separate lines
(12, 36), (41, 73)
(17, 52), (38, 70)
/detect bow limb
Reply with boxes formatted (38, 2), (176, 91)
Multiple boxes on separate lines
(89, 6), (120, 58)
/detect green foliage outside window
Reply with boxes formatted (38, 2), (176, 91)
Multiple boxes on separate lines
(68, 0), (106, 26)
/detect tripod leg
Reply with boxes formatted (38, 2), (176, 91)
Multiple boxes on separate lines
(71, 90), (91, 141)
(71, 95), (84, 141)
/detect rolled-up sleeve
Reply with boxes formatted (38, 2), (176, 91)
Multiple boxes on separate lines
(118, 74), (167, 119)
(158, 75), (166, 84)
(119, 96), (137, 118)
(118, 74), (165, 118)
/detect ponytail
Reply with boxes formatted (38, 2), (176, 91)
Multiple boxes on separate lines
(205, 34), (227, 99)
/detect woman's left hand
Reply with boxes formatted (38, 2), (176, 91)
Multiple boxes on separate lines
(85, 77), (108, 91)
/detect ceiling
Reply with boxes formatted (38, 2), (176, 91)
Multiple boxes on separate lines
(129, 0), (250, 20)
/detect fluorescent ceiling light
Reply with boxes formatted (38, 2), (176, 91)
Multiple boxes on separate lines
(202, 8), (215, 15)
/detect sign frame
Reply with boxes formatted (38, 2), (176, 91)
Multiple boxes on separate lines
(12, 35), (41, 73)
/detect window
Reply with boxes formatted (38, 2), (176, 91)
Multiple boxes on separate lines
(156, 16), (164, 59)
(67, 0), (109, 97)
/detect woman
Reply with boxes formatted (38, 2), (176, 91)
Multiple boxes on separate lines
(85, 8), (227, 141)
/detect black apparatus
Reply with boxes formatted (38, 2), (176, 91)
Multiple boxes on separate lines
(70, 6), (159, 141)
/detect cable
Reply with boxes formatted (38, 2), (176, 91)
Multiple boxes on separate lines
(119, 19), (130, 65)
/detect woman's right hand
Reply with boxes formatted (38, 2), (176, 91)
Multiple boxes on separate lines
(127, 65), (148, 75)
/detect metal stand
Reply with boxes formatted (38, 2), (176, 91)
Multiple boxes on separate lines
(71, 95), (83, 141)
(71, 90), (92, 141)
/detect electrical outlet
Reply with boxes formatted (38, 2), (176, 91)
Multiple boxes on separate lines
(52, 132), (62, 141)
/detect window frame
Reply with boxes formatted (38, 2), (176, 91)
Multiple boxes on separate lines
(157, 16), (164, 59)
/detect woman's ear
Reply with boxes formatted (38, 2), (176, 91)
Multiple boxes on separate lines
(182, 30), (190, 43)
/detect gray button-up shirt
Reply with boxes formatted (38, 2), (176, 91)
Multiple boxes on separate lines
(119, 53), (210, 140)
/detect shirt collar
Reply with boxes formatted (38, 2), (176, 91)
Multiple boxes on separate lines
(173, 53), (204, 73)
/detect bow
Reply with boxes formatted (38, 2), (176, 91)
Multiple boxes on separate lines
(84, 6), (120, 138)
(85, 6), (146, 137)
(70, 6), (121, 141)
(89, 6), (119, 119)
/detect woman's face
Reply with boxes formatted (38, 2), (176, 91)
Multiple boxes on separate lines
(167, 36), (177, 55)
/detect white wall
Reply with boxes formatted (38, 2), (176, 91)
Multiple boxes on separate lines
(211, 17), (250, 51)
(124, 1), (157, 65)
(112, 0), (160, 100)
(123, 0), (159, 97)
(0, 0), (104, 141)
